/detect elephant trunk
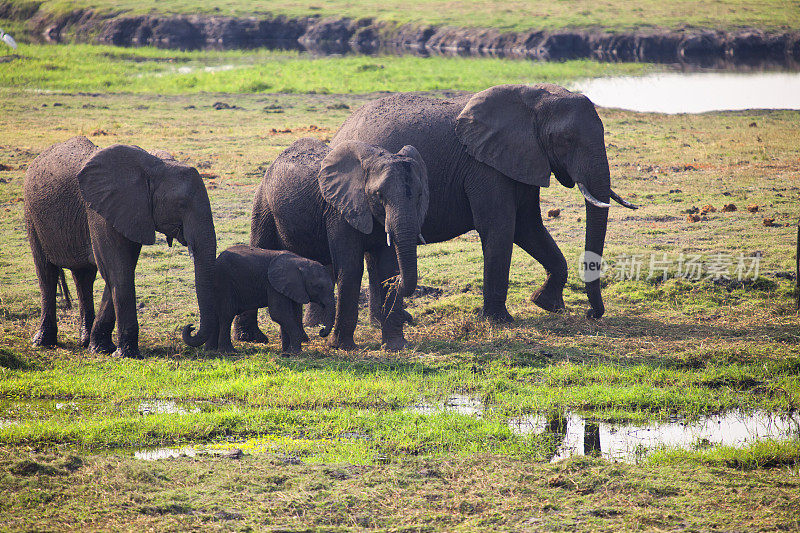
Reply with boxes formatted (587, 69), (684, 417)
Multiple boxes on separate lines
(318, 295), (336, 337)
(388, 211), (419, 298)
(181, 195), (217, 347)
(583, 188), (609, 319)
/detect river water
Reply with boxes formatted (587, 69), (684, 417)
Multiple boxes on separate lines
(570, 71), (800, 113)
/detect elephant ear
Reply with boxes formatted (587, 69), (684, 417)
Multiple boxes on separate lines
(318, 140), (377, 234)
(455, 84), (552, 187)
(268, 253), (311, 304)
(77, 144), (163, 245)
(397, 145), (429, 223)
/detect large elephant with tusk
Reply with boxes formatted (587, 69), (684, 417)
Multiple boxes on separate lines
(332, 84), (636, 321)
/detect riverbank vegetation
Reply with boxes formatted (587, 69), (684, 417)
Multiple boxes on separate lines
(4, 0), (799, 32)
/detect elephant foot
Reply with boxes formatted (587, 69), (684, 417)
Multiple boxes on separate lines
(89, 339), (116, 355)
(31, 327), (57, 348)
(586, 305), (605, 320)
(280, 342), (302, 356)
(531, 285), (566, 313)
(79, 327), (91, 348)
(111, 346), (142, 359)
(234, 327), (268, 344)
(327, 333), (357, 351)
(481, 306), (514, 324)
(383, 335), (407, 352)
(216, 344), (235, 354)
(303, 303), (326, 327)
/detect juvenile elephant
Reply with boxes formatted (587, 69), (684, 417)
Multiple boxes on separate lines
(234, 138), (428, 350)
(332, 84), (636, 322)
(24, 136), (217, 358)
(183, 245), (335, 354)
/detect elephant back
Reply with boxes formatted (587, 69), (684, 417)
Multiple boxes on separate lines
(254, 138), (332, 264)
(24, 136), (97, 268)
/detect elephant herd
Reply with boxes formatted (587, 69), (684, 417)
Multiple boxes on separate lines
(23, 83), (635, 357)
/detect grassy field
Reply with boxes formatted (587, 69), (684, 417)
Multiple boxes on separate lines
(0, 44), (650, 94)
(4, 0), (800, 32)
(0, 45), (799, 530)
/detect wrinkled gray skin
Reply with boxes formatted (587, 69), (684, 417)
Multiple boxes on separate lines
(333, 84), (635, 322)
(183, 245), (335, 354)
(24, 136), (217, 358)
(234, 138), (428, 351)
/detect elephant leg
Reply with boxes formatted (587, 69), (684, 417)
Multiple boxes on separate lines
(365, 254), (385, 327)
(327, 250), (363, 351)
(366, 249), (407, 351)
(304, 264), (333, 327)
(295, 303), (310, 343)
(89, 284), (116, 354)
(30, 249), (60, 348)
(514, 200), (567, 313)
(268, 299), (303, 355)
(93, 235), (143, 358)
(233, 310), (268, 344)
(469, 190), (516, 324)
(71, 266), (97, 348)
(216, 312), (234, 353)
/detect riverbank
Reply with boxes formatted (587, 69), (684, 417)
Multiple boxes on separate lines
(2, 1), (799, 67)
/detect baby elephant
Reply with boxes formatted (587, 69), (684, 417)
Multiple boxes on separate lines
(183, 245), (335, 354)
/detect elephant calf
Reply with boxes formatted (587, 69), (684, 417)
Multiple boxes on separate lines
(183, 245), (335, 354)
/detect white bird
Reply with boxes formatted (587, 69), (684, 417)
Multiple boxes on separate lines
(0, 28), (18, 50)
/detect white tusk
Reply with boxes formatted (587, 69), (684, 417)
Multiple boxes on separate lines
(577, 183), (611, 208)
(418, 233), (426, 245)
(2, 32), (17, 50)
(387, 232), (391, 247)
(610, 189), (638, 210)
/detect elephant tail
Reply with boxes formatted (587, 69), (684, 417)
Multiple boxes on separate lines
(58, 269), (72, 310)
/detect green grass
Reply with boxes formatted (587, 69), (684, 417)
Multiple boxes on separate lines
(1, 449), (798, 531)
(0, 47), (799, 529)
(0, 44), (651, 94)
(6, 0), (800, 32)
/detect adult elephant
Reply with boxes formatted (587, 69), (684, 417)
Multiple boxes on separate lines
(234, 138), (428, 350)
(332, 84), (636, 322)
(24, 136), (217, 358)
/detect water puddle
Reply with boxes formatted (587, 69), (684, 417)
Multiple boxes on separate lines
(176, 64), (237, 74)
(137, 399), (201, 416)
(406, 397), (798, 462)
(570, 72), (800, 113)
(0, 398), (220, 423)
(135, 446), (199, 460)
(406, 394), (484, 417)
(510, 410), (800, 462)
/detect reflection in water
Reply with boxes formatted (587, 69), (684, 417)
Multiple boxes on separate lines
(511, 410), (800, 462)
(570, 72), (800, 113)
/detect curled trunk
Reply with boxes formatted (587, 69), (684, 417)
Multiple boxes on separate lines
(181, 199), (217, 347)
